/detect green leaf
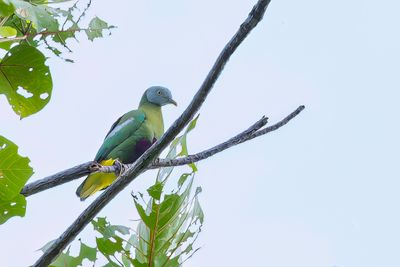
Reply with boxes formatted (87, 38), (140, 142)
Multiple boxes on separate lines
(0, 0), (15, 17)
(0, 26), (17, 37)
(96, 236), (123, 258)
(0, 44), (52, 118)
(178, 173), (191, 187)
(52, 23), (79, 45)
(159, 178), (193, 229)
(147, 181), (163, 200)
(0, 135), (31, 225)
(0, 41), (12, 51)
(91, 217), (135, 266)
(0, 193), (26, 224)
(132, 259), (148, 267)
(85, 16), (114, 41)
(92, 217), (130, 238)
(186, 114), (199, 133)
(193, 196), (204, 224)
(135, 219), (149, 263)
(134, 200), (153, 229)
(178, 115), (200, 171)
(10, 0), (59, 31)
(50, 242), (97, 267)
(0, 135), (33, 200)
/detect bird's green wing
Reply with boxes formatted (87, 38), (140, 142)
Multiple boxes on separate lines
(95, 110), (146, 162)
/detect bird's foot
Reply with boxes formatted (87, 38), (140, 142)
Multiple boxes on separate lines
(113, 159), (124, 176)
(89, 162), (102, 172)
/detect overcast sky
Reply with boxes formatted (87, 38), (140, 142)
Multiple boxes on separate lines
(1, 0), (400, 266)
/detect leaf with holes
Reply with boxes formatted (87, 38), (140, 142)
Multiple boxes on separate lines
(0, 44), (52, 118)
(10, 0), (59, 31)
(0, 135), (33, 224)
(0, 193), (26, 224)
(49, 242), (97, 267)
(52, 23), (79, 45)
(85, 16), (115, 41)
(91, 217), (134, 266)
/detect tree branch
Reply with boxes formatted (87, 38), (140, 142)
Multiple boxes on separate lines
(21, 105), (304, 197)
(152, 105), (305, 168)
(33, 0), (273, 265)
(20, 162), (94, 197)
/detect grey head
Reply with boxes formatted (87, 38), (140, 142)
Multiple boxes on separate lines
(142, 86), (177, 107)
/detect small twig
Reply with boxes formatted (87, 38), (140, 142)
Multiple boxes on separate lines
(0, 16), (10, 27)
(0, 36), (27, 43)
(24, 22), (32, 35)
(76, 0), (92, 25)
(20, 18), (25, 33)
(152, 105), (305, 168)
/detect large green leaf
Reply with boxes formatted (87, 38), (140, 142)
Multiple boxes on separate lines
(0, 44), (52, 118)
(0, 135), (32, 224)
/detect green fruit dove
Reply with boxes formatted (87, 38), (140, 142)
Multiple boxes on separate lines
(76, 86), (177, 200)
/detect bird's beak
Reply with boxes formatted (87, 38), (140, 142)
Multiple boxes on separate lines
(169, 98), (178, 106)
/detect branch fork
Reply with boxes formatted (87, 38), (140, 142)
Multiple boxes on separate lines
(31, 1), (303, 266)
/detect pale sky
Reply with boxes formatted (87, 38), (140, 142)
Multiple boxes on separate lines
(1, 0), (400, 266)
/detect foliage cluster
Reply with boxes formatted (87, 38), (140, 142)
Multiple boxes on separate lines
(0, 0), (113, 224)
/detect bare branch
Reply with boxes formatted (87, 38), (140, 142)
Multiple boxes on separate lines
(20, 162), (94, 197)
(33, 0), (273, 265)
(151, 105), (305, 168)
(21, 106), (304, 197)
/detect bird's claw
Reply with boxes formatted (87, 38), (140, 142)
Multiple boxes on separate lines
(113, 159), (124, 176)
(89, 162), (102, 172)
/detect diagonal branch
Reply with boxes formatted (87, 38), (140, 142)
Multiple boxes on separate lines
(21, 105), (304, 197)
(33, 0), (273, 265)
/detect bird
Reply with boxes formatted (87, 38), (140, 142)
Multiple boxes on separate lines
(76, 86), (177, 200)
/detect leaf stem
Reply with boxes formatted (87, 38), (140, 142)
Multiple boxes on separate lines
(0, 16), (9, 27)
(148, 200), (161, 267)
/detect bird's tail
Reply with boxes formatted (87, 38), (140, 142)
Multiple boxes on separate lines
(76, 159), (117, 201)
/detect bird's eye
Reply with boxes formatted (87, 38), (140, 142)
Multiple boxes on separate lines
(157, 91), (161, 95)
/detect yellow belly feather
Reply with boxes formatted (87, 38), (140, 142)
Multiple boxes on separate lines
(78, 159), (117, 200)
